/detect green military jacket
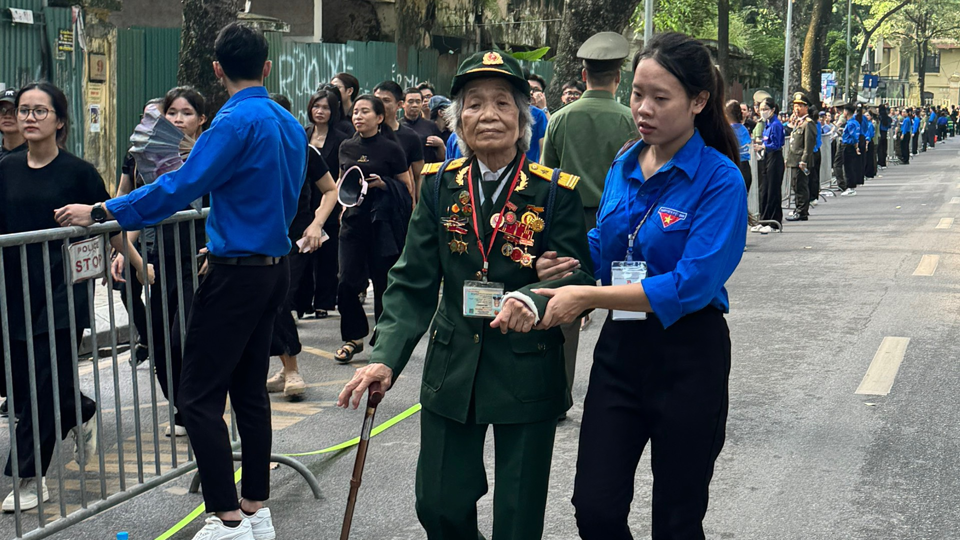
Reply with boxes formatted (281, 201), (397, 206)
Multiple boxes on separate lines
(370, 154), (595, 425)
(786, 116), (817, 168)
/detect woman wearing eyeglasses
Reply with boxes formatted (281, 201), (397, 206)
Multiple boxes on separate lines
(334, 95), (413, 363)
(0, 82), (151, 510)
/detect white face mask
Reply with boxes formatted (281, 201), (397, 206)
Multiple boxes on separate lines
(761, 110), (772, 120)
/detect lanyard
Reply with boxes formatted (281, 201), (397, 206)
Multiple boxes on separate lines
(626, 181), (670, 262)
(466, 154), (526, 281)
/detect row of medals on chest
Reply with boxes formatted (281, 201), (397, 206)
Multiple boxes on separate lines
(441, 170), (546, 272)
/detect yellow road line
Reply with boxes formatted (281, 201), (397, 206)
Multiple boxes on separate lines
(913, 255), (939, 276)
(301, 345), (336, 360)
(855, 337), (911, 396)
(936, 218), (954, 229)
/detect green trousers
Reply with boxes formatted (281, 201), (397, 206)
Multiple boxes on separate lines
(415, 408), (558, 540)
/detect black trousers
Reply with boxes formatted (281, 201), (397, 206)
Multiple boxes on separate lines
(294, 221), (340, 314)
(878, 131), (888, 167)
(809, 150), (821, 202)
(865, 142), (877, 179)
(758, 149), (783, 224)
(832, 139), (846, 190)
(736, 161), (752, 193)
(337, 217), (399, 342)
(900, 134), (911, 164)
(4, 330), (96, 477)
(178, 260), (288, 512)
(572, 310), (730, 540)
(148, 254), (196, 427)
(270, 249), (310, 358)
(912, 131), (919, 154)
(791, 167), (810, 217)
(118, 275), (148, 347)
(842, 144), (861, 189)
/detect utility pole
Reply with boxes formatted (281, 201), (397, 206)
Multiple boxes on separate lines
(644, 0), (654, 46)
(844, 0), (852, 102)
(782, 0), (794, 111)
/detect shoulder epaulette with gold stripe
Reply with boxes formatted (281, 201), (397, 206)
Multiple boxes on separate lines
(527, 162), (580, 190)
(421, 158), (467, 176)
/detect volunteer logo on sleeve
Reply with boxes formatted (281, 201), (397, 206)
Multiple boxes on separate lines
(658, 207), (688, 228)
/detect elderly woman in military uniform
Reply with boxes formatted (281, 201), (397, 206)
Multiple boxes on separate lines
(338, 51), (595, 539)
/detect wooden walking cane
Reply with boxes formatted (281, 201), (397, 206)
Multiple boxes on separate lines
(339, 381), (385, 540)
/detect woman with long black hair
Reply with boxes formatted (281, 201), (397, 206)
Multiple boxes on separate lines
(334, 95), (413, 363)
(758, 96), (784, 226)
(532, 33), (747, 539)
(294, 87), (348, 319)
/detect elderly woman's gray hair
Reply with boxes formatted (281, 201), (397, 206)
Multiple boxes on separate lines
(443, 85), (534, 159)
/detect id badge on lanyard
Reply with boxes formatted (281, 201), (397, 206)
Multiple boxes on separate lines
(463, 280), (506, 318)
(610, 180), (668, 321)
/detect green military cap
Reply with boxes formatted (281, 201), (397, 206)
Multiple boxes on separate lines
(450, 50), (530, 97)
(753, 90), (772, 103)
(792, 92), (812, 106)
(577, 31), (630, 61)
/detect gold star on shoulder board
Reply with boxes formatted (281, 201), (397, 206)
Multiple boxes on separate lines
(456, 167), (468, 187)
(516, 171), (529, 192)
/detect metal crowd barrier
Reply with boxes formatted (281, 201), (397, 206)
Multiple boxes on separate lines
(0, 209), (319, 539)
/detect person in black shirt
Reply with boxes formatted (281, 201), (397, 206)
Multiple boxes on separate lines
(401, 86), (445, 165)
(0, 89), (26, 162)
(331, 72), (359, 136)
(113, 86), (208, 438)
(373, 81), (424, 200)
(1, 82), (151, 510)
(265, 94), (338, 398)
(334, 95), (412, 363)
(296, 88), (347, 319)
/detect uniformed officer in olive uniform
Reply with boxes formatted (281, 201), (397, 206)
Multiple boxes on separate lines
(786, 92), (817, 221)
(338, 51), (595, 539)
(542, 31), (636, 407)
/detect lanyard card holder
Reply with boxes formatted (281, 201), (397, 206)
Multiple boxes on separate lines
(463, 280), (505, 319)
(611, 260), (647, 321)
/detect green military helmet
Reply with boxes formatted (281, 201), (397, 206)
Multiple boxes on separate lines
(450, 50), (530, 97)
(577, 31), (630, 61)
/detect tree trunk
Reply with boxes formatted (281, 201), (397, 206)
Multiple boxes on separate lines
(178, 0), (244, 118)
(547, 0), (643, 109)
(918, 40), (928, 103)
(801, 0), (832, 102)
(718, 0), (730, 85)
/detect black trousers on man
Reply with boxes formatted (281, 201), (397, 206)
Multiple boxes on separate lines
(808, 150), (821, 202)
(842, 144), (861, 189)
(178, 259), (288, 513)
(912, 130), (919, 154)
(572, 309), (730, 540)
(4, 330), (96, 478)
(791, 167), (810, 218)
(878, 131), (888, 167)
(900, 133), (911, 164)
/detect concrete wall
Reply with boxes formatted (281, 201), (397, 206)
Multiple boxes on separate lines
(108, 0), (181, 28)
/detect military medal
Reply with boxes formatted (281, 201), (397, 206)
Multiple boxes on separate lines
(504, 211), (517, 225)
(501, 243), (514, 256)
(490, 215), (502, 229)
(458, 190), (470, 205)
(520, 251), (536, 268)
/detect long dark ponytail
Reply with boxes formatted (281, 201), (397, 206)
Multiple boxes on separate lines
(633, 33), (739, 164)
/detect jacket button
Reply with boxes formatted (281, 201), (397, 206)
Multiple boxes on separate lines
(432, 330), (437, 340)
(473, 334), (480, 343)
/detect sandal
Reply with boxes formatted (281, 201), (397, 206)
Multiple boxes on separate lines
(335, 340), (364, 363)
(315, 309), (328, 319)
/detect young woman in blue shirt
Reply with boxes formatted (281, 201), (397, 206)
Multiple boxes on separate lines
(726, 99), (752, 191)
(534, 32), (747, 539)
(758, 97), (784, 225)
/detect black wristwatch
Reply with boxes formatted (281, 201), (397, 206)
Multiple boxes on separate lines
(91, 202), (107, 224)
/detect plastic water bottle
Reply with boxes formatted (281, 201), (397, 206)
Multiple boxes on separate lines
(117, 533), (129, 540)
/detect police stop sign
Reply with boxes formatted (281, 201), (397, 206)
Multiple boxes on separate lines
(67, 236), (105, 284)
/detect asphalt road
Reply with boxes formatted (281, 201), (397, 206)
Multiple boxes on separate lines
(2, 138), (960, 540)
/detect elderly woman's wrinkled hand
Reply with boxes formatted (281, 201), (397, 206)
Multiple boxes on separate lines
(490, 298), (536, 334)
(535, 251), (580, 281)
(338, 363), (394, 409)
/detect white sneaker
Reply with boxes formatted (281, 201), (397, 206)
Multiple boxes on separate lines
(810, 199), (818, 207)
(750, 224), (763, 233)
(71, 418), (97, 467)
(242, 507), (276, 540)
(191, 517), (254, 540)
(840, 188), (857, 196)
(265, 370), (285, 393)
(2, 478), (49, 512)
(165, 424), (187, 437)
(759, 225), (774, 234)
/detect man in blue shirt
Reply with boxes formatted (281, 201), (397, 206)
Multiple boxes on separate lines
(56, 23), (304, 540)
(841, 104), (861, 196)
(899, 109), (912, 164)
(912, 110), (921, 155)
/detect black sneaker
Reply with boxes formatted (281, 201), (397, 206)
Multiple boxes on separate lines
(133, 343), (150, 366)
(0, 400), (8, 418)
(786, 213), (808, 221)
